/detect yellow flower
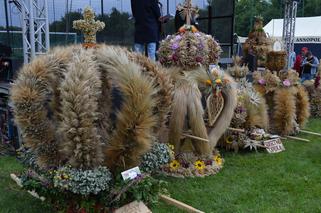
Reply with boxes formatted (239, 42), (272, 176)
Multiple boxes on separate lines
(205, 79), (212, 85)
(215, 79), (222, 84)
(169, 160), (180, 170)
(64, 175), (70, 179)
(225, 136), (233, 144)
(194, 160), (205, 170)
(214, 155), (223, 166)
(168, 144), (175, 151)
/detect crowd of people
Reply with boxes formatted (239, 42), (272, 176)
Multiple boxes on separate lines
(293, 47), (320, 81)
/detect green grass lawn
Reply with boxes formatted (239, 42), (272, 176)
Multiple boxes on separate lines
(1, 119), (321, 213)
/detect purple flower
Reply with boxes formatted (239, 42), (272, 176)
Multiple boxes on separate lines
(171, 43), (180, 50)
(283, 79), (291, 87)
(198, 42), (204, 49)
(258, 79), (266, 85)
(174, 35), (182, 41)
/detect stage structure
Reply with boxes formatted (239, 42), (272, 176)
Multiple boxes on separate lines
(282, 0), (298, 66)
(10, 0), (50, 64)
(198, 0), (235, 58)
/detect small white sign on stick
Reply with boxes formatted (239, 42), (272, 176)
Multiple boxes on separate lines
(121, 166), (141, 181)
(264, 138), (285, 153)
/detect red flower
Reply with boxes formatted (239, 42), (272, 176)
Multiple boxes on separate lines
(196, 56), (203, 62)
(172, 54), (179, 61)
(205, 160), (212, 166)
(315, 75), (320, 89)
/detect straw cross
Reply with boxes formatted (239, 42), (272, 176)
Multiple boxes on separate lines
(73, 6), (105, 44)
(177, 0), (198, 25)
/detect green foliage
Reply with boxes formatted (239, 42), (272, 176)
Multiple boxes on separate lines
(128, 176), (168, 205)
(140, 143), (171, 173)
(50, 11), (83, 33)
(17, 147), (38, 170)
(107, 175), (168, 208)
(235, 0), (321, 36)
(235, 0), (282, 36)
(53, 166), (112, 196)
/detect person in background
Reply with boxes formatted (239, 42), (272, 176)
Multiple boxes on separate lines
(243, 47), (257, 72)
(131, 0), (161, 61)
(301, 51), (319, 82)
(294, 47), (308, 76)
(242, 47), (257, 82)
(288, 50), (296, 69)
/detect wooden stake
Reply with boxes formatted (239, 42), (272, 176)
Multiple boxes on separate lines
(182, 133), (209, 142)
(286, 136), (310, 142)
(10, 174), (46, 201)
(300, 130), (321, 137)
(228, 127), (246, 133)
(160, 195), (205, 213)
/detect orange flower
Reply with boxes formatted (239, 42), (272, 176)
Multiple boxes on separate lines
(179, 26), (186, 33)
(82, 43), (97, 49)
(191, 25), (198, 33)
(205, 79), (212, 85)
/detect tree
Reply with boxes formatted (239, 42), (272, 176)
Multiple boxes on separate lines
(234, 0), (321, 37)
(235, 0), (282, 36)
(50, 11), (83, 33)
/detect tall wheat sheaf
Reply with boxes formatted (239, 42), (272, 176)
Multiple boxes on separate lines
(11, 45), (173, 171)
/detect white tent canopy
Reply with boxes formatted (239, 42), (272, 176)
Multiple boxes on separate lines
(263, 16), (321, 43)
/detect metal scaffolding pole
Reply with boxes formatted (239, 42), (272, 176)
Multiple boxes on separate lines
(12, 0), (50, 63)
(282, 0), (297, 64)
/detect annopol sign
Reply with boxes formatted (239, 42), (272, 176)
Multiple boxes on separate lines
(294, 37), (321, 44)
(264, 138), (285, 153)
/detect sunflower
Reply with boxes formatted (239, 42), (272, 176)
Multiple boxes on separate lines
(194, 160), (205, 170)
(214, 155), (223, 166)
(169, 160), (180, 170)
(225, 135), (234, 144)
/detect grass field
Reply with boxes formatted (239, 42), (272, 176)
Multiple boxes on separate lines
(1, 119), (321, 213)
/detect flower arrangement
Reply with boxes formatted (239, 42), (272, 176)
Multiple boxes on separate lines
(161, 149), (224, 178)
(253, 70), (281, 93)
(140, 143), (172, 173)
(20, 168), (167, 212)
(158, 25), (221, 70)
(204, 68), (231, 96)
(253, 70), (301, 94)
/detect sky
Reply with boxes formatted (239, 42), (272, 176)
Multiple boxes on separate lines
(0, 0), (208, 27)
